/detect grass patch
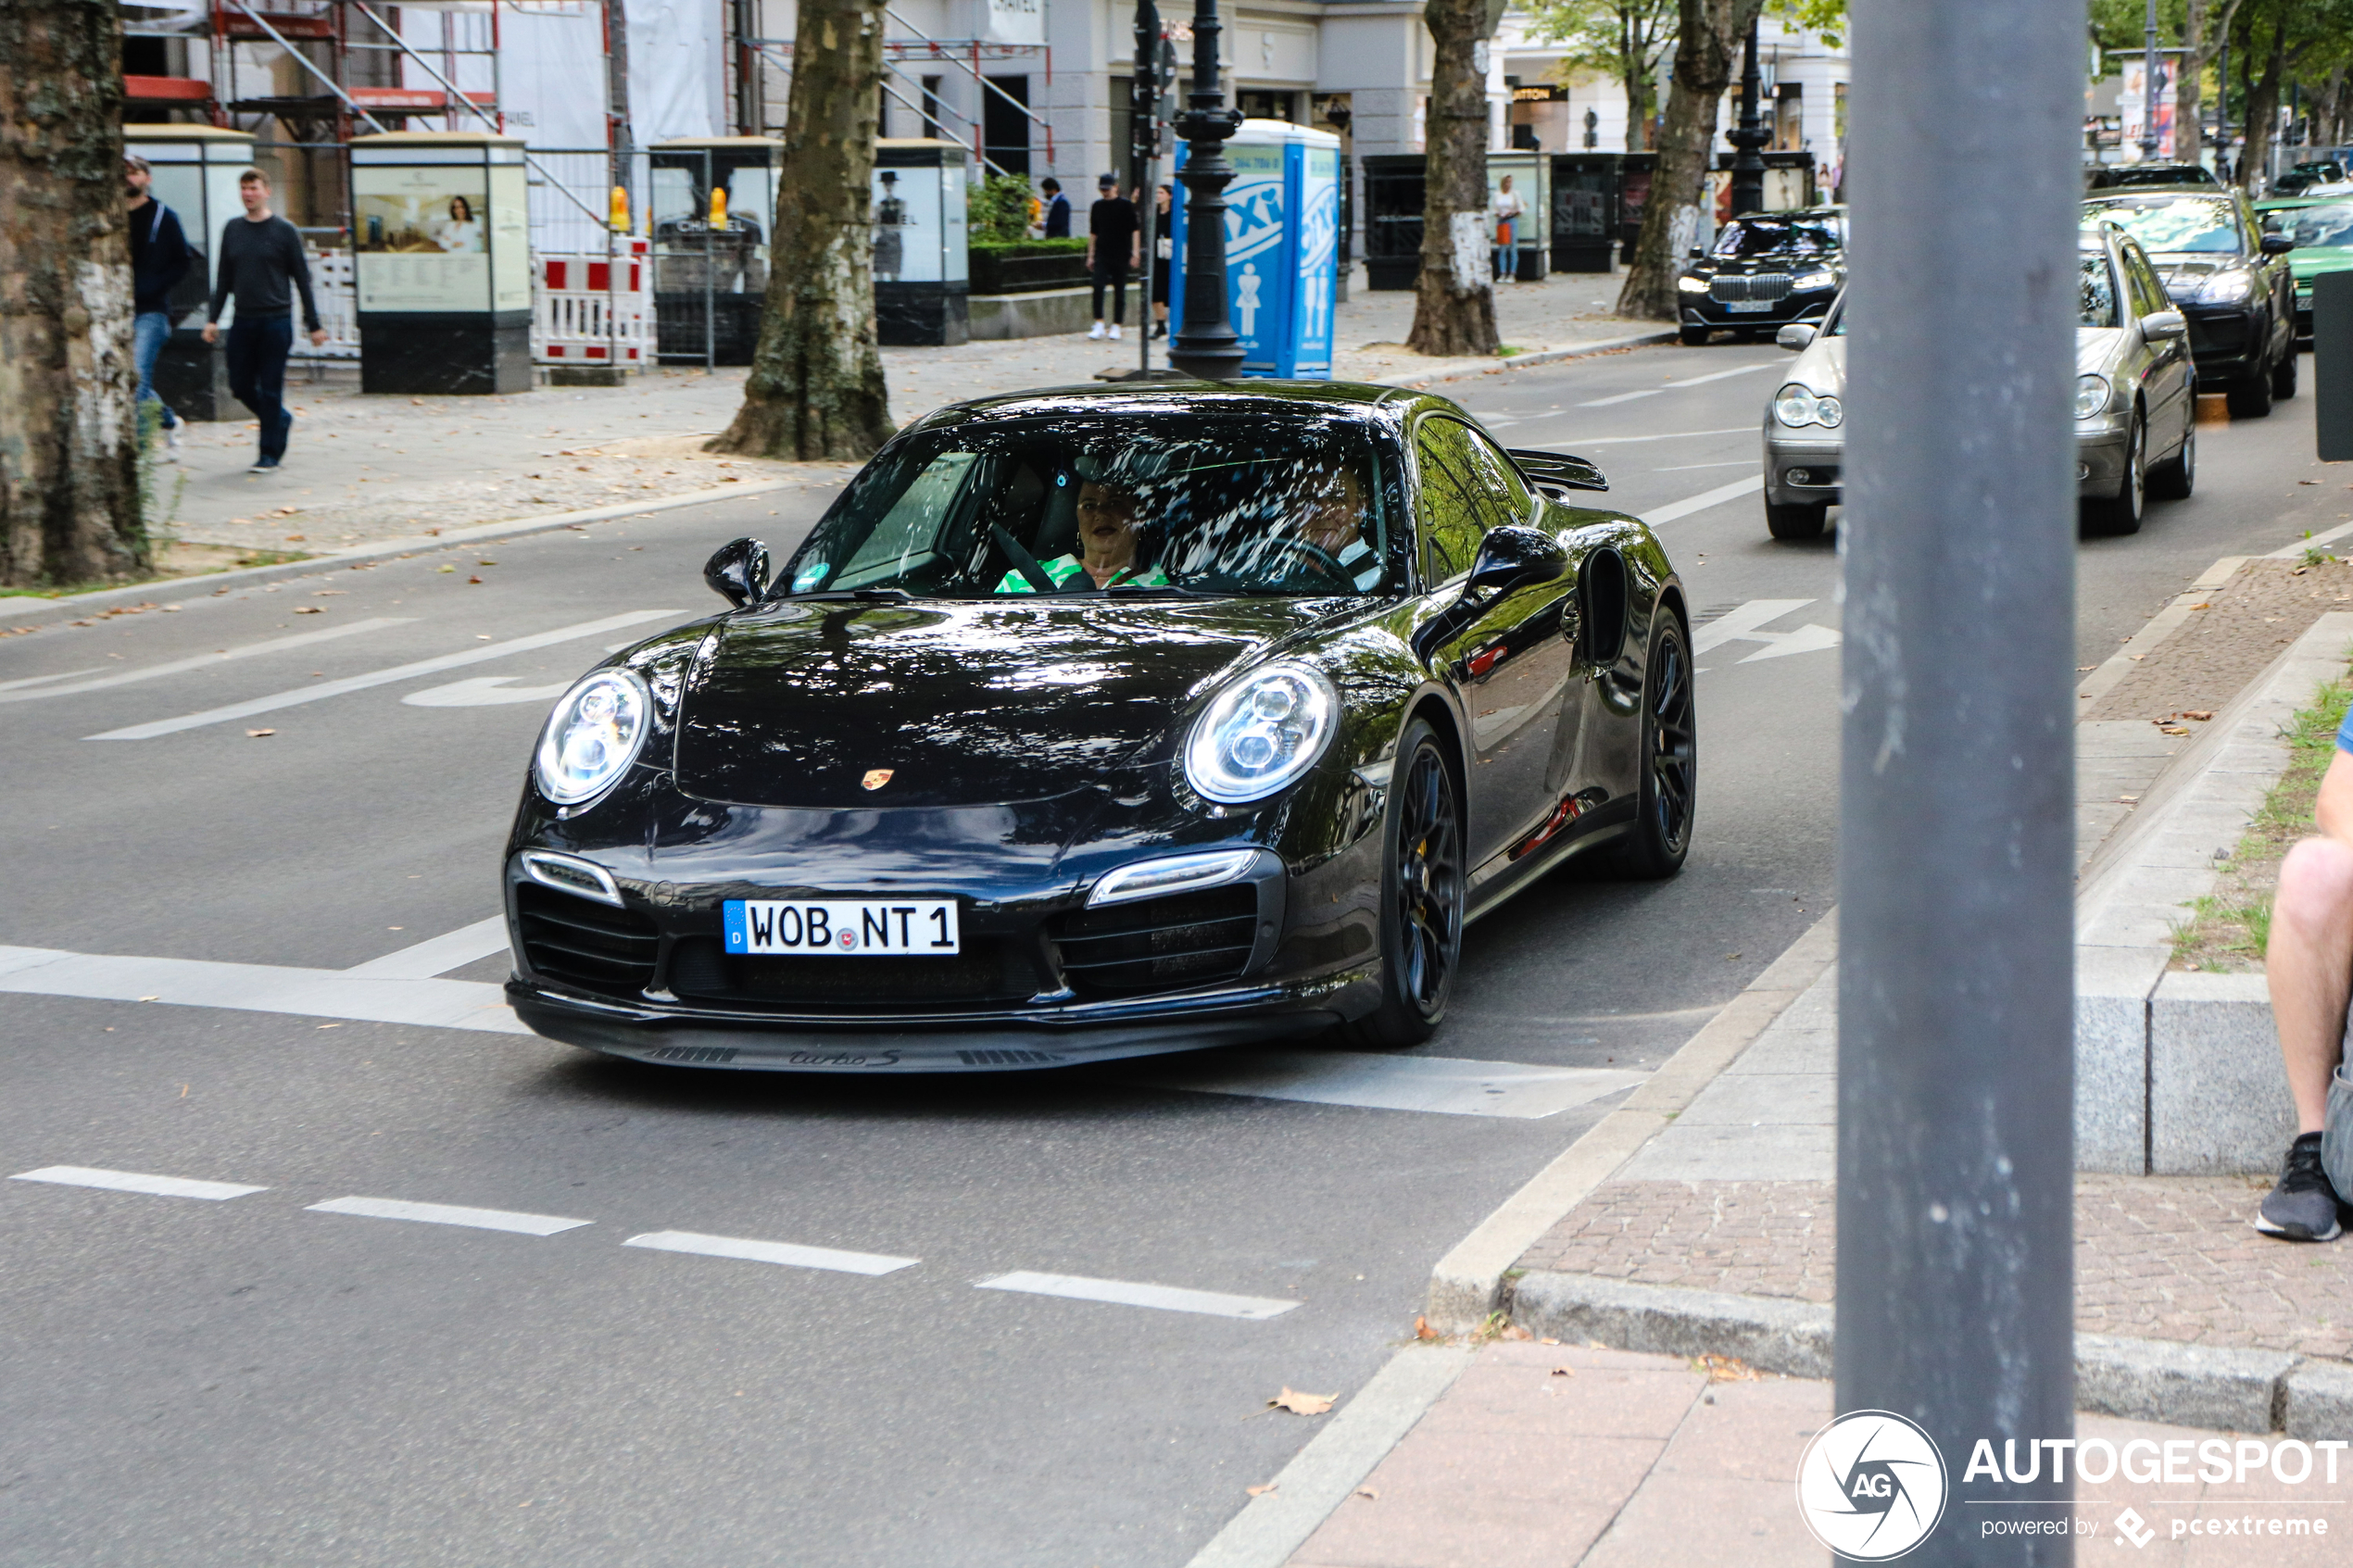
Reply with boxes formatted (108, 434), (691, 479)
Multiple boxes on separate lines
(1496, 344), (1529, 357)
(0, 545), (312, 600)
(2171, 671), (2353, 972)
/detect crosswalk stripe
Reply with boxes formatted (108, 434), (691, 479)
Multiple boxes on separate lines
(12, 1165), (267, 1201)
(307, 1196), (590, 1236)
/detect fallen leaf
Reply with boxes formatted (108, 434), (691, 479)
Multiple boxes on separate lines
(1353, 1486), (1379, 1500)
(2182, 709), (2213, 721)
(467, 576), (484, 584)
(293, 606), (324, 615)
(138, 995), (159, 1002)
(1267, 1387), (1336, 1416)
(317, 1022), (341, 1030)
(2160, 725), (2191, 735)
(1246, 1484), (1277, 1497)
(284, 534), (306, 542)
(1499, 1324), (1532, 1341)
(1694, 1353), (1762, 1382)
(245, 728), (275, 737)
(477, 559), (498, 567)
(1540, 1337), (1561, 1346)
(1415, 1315), (1440, 1342)
(312, 590), (346, 596)
(1551, 1366), (1577, 1378)
(2302, 479), (2322, 485)
(437, 564), (457, 573)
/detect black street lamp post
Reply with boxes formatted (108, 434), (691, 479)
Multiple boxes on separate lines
(1727, 19), (1768, 218)
(1167, 0), (1244, 380)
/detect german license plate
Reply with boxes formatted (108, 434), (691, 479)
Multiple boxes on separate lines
(1725, 299), (1773, 313)
(723, 899), (960, 956)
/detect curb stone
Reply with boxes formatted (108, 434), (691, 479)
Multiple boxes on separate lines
(1382, 328), (1680, 392)
(6, 478), (799, 627)
(1421, 910), (1837, 1335)
(1509, 1269), (2347, 1436)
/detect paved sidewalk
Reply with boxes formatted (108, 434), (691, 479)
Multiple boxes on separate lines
(151, 272), (1655, 555)
(1283, 1343), (2345, 1567)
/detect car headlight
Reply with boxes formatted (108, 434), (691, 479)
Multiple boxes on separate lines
(1183, 661), (1339, 805)
(1793, 268), (1838, 291)
(1677, 273), (1710, 293)
(2197, 270), (2255, 304)
(2075, 372), (2112, 420)
(1773, 383), (1842, 429)
(535, 669), (650, 805)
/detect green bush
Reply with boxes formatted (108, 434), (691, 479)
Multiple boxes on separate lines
(967, 173), (1039, 244)
(969, 237), (1088, 257)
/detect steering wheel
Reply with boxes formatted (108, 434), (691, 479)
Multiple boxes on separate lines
(1254, 536), (1358, 591)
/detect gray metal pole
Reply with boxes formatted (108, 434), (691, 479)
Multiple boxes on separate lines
(1838, 0), (2081, 1560)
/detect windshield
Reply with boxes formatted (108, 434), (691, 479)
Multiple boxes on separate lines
(2079, 251), (2119, 327)
(777, 410), (1399, 600)
(1710, 217), (1843, 257)
(2083, 196), (2244, 254)
(2285, 202), (2353, 249)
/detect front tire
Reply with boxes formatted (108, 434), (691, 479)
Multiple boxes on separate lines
(1679, 326), (1711, 346)
(1599, 616), (1695, 879)
(2272, 344), (2299, 400)
(1336, 720), (1464, 1049)
(2146, 415), (2195, 500)
(1766, 499), (1829, 540)
(2082, 411), (2145, 535)
(2228, 358), (2274, 419)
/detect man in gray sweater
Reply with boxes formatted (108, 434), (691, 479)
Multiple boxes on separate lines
(201, 169), (326, 474)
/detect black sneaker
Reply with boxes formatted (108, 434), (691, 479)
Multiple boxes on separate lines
(2255, 1133), (2343, 1241)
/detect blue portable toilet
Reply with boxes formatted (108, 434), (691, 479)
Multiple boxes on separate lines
(1168, 119), (1341, 378)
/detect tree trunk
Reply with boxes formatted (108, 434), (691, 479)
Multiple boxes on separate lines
(1406, 0), (1508, 358)
(2238, 26), (2285, 191)
(1616, 0), (1761, 321)
(0, 0), (144, 588)
(708, 0), (891, 462)
(2177, 0), (2207, 168)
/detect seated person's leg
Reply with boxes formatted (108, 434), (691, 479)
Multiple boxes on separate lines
(2259, 747), (2353, 1240)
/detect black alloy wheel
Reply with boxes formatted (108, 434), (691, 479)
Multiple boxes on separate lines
(2083, 411), (2145, 535)
(2147, 413), (2196, 500)
(2228, 347), (2275, 418)
(1602, 617), (1695, 879)
(1338, 719), (1464, 1047)
(2272, 343), (2300, 400)
(1766, 498), (1829, 540)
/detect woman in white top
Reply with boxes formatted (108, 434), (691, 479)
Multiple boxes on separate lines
(1491, 176), (1526, 284)
(435, 195), (484, 255)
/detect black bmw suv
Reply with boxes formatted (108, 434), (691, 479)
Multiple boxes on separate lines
(2082, 189), (2296, 417)
(1674, 206), (1845, 345)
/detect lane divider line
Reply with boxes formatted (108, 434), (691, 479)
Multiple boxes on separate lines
(1516, 425), (1755, 448)
(622, 1230), (920, 1275)
(12, 1165), (267, 1201)
(1638, 474), (1766, 528)
(974, 1270), (1300, 1320)
(0, 619), (413, 708)
(84, 608), (681, 740)
(306, 1196), (591, 1236)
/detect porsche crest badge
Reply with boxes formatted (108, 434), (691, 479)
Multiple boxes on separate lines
(861, 769), (895, 791)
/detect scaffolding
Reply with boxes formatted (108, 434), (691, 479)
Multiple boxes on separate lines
(741, 29), (1054, 182)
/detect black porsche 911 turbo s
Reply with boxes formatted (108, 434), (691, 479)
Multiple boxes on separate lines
(502, 381), (1693, 1073)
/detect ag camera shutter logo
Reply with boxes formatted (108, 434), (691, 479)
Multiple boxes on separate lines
(1794, 1410), (1949, 1560)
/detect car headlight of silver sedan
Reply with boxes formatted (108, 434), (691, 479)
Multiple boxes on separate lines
(1676, 274), (1710, 294)
(1772, 383), (1843, 429)
(2074, 373), (2112, 420)
(535, 669), (651, 805)
(1184, 661), (1339, 805)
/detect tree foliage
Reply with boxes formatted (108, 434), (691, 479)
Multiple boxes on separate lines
(1617, 0), (1766, 320)
(967, 173), (1036, 245)
(1529, 0), (1675, 151)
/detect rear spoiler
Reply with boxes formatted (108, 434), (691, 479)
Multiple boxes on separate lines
(1507, 448), (1609, 495)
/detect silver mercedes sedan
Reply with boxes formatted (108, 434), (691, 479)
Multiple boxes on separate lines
(1759, 224), (2198, 539)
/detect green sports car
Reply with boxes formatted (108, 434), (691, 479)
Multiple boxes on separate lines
(2257, 194), (2353, 339)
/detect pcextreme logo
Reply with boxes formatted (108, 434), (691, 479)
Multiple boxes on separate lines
(1794, 1410), (1951, 1561)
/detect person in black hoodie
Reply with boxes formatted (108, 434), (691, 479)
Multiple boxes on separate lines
(126, 155), (194, 461)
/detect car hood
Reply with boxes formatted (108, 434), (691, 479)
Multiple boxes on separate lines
(2291, 247), (2353, 280)
(670, 596), (1327, 809)
(1782, 332), (1845, 397)
(2148, 254), (2252, 292)
(2078, 326), (2132, 375)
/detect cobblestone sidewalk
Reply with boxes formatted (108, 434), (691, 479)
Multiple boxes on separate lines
(151, 271), (1656, 556)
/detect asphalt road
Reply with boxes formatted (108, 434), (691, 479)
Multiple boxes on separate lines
(0, 340), (2337, 1567)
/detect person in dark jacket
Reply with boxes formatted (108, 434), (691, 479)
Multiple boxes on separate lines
(1086, 174), (1139, 340)
(1039, 178), (1072, 239)
(200, 169), (326, 474)
(125, 154), (195, 461)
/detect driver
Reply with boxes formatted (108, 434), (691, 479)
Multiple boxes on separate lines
(996, 470), (1171, 593)
(1294, 459), (1384, 590)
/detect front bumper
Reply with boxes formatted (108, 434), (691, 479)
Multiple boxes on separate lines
(1680, 295), (1835, 331)
(1764, 435), (1843, 507)
(2076, 425), (2132, 496)
(2183, 303), (2266, 383)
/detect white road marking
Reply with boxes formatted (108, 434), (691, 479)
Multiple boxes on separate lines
(1654, 460), (1761, 472)
(12, 1165), (266, 1201)
(1639, 474), (1765, 526)
(1661, 362), (1778, 388)
(344, 916), (510, 980)
(307, 1196), (590, 1236)
(0, 667), (106, 694)
(0, 942), (1636, 1120)
(2268, 521), (2353, 558)
(85, 609), (677, 740)
(401, 676), (575, 708)
(1516, 425), (1755, 448)
(1132, 1052), (1647, 1120)
(1579, 387), (1664, 408)
(1579, 362), (1774, 408)
(0, 620), (411, 707)
(622, 1230), (919, 1275)
(975, 1270), (1299, 1320)
(1692, 599), (1842, 663)
(0, 944), (530, 1034)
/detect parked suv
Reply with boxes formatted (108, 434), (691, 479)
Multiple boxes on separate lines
(1674, 207), (1845, 345)
(2082, 188), (2296, 417)
(2084, 161), (2221, 191)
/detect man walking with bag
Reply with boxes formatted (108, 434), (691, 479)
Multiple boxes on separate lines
(125, 155), (194, 463)
(200, 169), (325, 474)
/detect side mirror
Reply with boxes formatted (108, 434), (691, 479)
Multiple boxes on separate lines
(1776, 322), (1818, 352)
(1466, 525), (1568, 596)
(2261, 231), (2295, 255)
(703, 537), (772, 607)
(2140, 308), (2187, 340)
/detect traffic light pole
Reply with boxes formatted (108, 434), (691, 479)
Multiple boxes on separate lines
(1838, 0), (2080, 1559)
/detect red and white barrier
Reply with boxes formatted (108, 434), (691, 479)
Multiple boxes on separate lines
(534, 241), (651, 366)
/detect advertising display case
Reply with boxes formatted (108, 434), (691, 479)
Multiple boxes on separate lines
(1487, 150), (1549, 282)
(873, 140), (971, 347)
(648, 137), (780, 365)
(1361, 155), (1425, 292)
(1169, 119), (1340, 377)
(349, 132), (532, 394)
(123, 124), (258, 420)
(1549, 153), (1624, 274)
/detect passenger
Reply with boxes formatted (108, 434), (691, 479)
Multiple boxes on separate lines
(996, 476), (1171, 592)
(1294, 460), (1383, 590)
